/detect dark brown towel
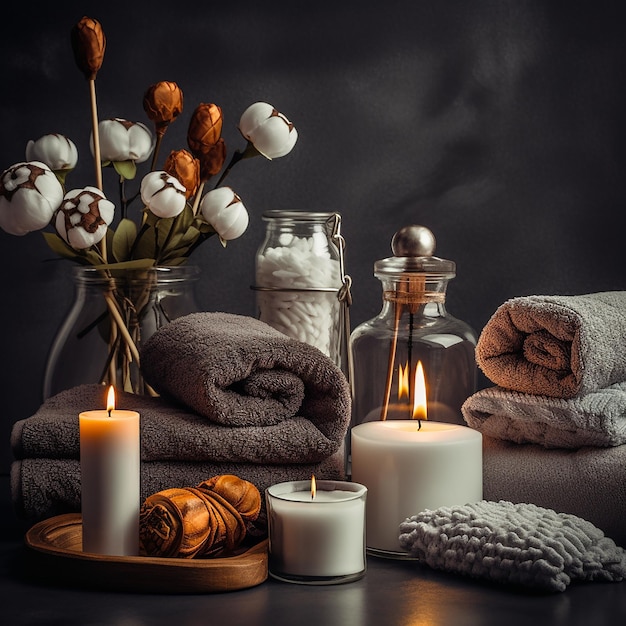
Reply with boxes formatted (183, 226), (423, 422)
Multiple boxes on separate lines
(139, 312), (351, 434)
(10, 452), (346, 526)
(11, 383), (346, 464)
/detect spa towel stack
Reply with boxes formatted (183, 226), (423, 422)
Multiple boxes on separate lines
(461, 292), (626, 546)
(11, 313), (352, 529)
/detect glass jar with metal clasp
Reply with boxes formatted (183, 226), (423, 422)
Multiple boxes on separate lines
(253, 210), (352, 373)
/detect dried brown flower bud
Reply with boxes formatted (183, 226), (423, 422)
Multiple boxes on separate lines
(143, 81), (184, 137)
(71, 16), (106, 81)
(187, 103), (223, 157)
(198, 139), (227, 182)
(164, 149), (200, 199)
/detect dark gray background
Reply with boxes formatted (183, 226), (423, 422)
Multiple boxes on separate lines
(2, 0), (625, 473)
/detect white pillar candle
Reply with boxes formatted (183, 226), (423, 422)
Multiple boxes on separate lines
(351, 420), (482, 557)
(79, 387), (140, 556)
(266, 479), (367, 584)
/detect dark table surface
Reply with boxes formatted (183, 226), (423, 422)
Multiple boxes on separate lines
(2, 474), (625, 626)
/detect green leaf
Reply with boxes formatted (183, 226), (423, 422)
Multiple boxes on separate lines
(132, 225), (159, 261)
(193, 217), (216, 235)
(181, 225), (202, 243)
(42, 232), (104, 266)
(112, 160), (137, 180)
(42, 232), (90, 262)
(111, 218), (137, 263)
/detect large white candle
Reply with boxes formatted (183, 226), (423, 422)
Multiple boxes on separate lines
(79, 386), (140, 556)
(266, 479), (367, 583)
(351, 420), (482, 556)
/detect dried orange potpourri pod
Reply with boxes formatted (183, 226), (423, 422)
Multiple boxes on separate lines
(164, 149), (201, 199)
(143, 81), (184, 137)
(71, 16), (106, 81)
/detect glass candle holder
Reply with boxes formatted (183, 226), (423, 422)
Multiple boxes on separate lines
(265, 479), (367, 585)
(348, 225), (478, 469)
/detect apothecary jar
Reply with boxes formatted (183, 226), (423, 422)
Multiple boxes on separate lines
(253, 210), (349, 369)
(349, 225), (478, 452)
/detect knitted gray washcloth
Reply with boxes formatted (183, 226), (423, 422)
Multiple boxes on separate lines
(398, 500), (626, 593)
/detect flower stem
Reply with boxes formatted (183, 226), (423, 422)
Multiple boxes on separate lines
(150, 132), (164, 172)
(104, 292), (140, 364)
(213, 141), (260, 189)
(88, 77), (107, 264)
(191, 181), (205, 216)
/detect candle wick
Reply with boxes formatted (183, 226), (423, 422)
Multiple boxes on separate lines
(108, 409), (112, 417)
(417, 419), (422, 431)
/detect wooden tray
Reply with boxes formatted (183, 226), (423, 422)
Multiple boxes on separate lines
(24, 513), (268, 593)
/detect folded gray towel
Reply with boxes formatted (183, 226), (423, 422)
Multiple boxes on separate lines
(482, 435), (626, 548)
(140, 312), (351, 432)
(10, 451), (345, 526)
(475, 292), (626, 398)
(399, 500), (626, 593)
(462, 383), (626, 448)
(11, 383), (345, 464)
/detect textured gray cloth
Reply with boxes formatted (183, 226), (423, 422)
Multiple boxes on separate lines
(482, 436), (626, 547)
(10, 451), (345, 527)
(399, 500), (626, 593)
(11, 383), (345, 464)
(475, 292), (626, 398)
(462, 383), (626, 448)
(140, 312), (351, 433)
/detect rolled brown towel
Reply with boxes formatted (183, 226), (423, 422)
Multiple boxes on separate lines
(475, 292), (626, 398)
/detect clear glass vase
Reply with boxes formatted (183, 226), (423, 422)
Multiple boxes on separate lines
(43, 264), (200, 399)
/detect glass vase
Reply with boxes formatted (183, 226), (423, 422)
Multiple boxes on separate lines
(43, 264), (200, 399)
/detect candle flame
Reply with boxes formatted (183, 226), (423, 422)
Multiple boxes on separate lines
(412, 361), (427, 421)
(311, 474), (316, 500)
(398, 363), (409, 399)
(106, 385), (115, 416)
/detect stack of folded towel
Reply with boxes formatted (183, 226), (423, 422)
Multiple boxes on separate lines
(462, 292), (626, 546)
(11, 312), (352, 531)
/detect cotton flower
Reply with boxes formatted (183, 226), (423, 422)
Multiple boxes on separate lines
(55, 186), (115, 249)
(92, 118), (154, 164)
(140, 171), (187, 218)
(0, 161), (64, 235)
(26, 134), (78, 172)
(238, 102), (297, 159)
(200, 187), (249, 241)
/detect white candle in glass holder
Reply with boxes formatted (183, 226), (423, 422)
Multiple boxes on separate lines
(79, 386), (140, 556)
(266, 478), (367, 583)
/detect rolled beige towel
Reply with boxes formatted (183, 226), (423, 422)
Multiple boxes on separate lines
(475, 292), (626, 398)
